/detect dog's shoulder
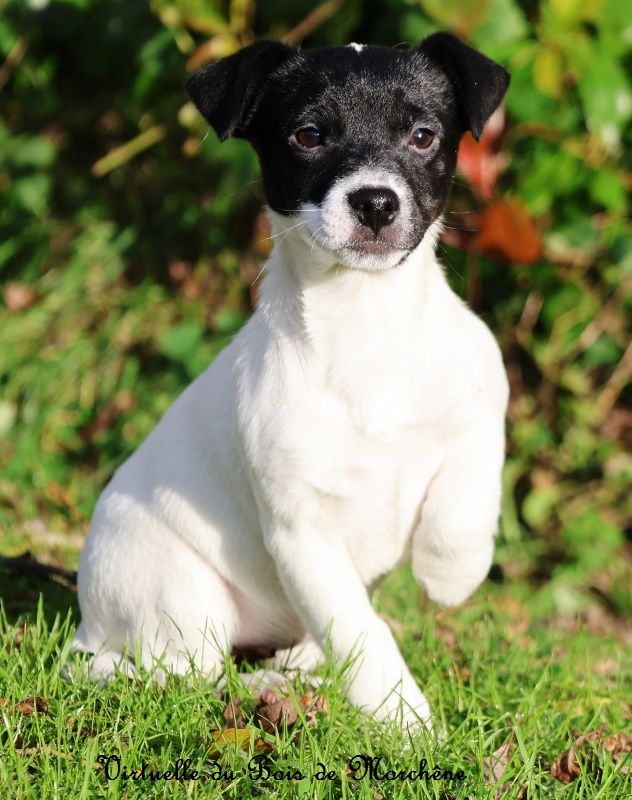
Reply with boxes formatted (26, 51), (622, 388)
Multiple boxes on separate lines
(424, 276), (509, 417)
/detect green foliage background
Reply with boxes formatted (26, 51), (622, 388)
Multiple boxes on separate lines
(1, 0), (631, 619)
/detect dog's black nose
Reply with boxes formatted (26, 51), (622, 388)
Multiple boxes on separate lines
(348, 187), (400, 235)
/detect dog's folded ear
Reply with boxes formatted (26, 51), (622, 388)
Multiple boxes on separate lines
(185, 40), (295, 141)
(419, 33), (509, 141)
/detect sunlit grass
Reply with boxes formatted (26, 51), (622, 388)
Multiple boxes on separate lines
(1, 565), (630, 799)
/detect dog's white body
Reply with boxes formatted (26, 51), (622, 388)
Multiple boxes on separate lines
(74, 214), (508, 726)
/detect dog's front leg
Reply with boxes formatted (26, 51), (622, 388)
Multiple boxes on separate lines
(262, 518), (431, 728)
(412, 419), (505, 607)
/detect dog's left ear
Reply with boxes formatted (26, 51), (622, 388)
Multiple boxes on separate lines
(419, 33), (509, 141)
(185, 40), (296, 141)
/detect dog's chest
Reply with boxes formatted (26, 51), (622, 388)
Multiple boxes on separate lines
(241, 329), (451, 586)
(239, 257), (481, 585)
(291, 398), (443, 582)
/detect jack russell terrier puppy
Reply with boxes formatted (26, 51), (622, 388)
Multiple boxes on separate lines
(73, 34), (510, 729)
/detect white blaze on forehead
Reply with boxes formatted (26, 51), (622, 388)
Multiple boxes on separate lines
(347, 42), (365, 53)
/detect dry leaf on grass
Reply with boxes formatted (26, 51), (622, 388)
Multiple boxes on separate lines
(497, 783), (527, 800)
(256, 691), (298, 733)
(482, 733), (527, 799)
(483, 734), (514, 784)
(16, 746), (72, 761)
(593, 659), (618, 678)
(223, 696), (245, 729)
(213, 686), (329, 759)
(551, 727), (632, 784)
(15, 620), (27, 648)
(208, 727), (268, 758)
(449, 663), (471, 684)
(551, 726), (602, 784)
(551, 746), (583, 784)
(602, 732), (632, 756)
(303, 692), (329, 724)
(434, 623), (458, 649)
(3, 282), (38, 312)
(65, 713), (97, 738)
(15, 696), (49, 715)
(256, 689), (329, 734)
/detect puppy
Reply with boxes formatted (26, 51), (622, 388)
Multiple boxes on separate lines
(73, 35), (509, 728)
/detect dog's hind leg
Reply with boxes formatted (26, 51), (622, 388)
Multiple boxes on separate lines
(73, 563), (239, 684)
(74, 506), (240, 684)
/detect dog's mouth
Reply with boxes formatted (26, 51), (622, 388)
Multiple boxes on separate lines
(344, 240), (407, 256)
(327, 238), (412, 271)
(294, 200), (426, 270)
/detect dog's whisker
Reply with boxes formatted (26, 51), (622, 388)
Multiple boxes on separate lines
(251, 256), (272, 287)
(263, 219), (311, 242)
(308, 224), (327, 254)
(437, 243), (463, 279)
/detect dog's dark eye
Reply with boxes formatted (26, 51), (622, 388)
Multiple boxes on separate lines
(295, 126), (322, 149)
(408, 128), (435, 150)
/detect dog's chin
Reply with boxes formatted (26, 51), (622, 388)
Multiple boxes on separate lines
(314, 224), (428, 273)
(334, 241), (410, 272)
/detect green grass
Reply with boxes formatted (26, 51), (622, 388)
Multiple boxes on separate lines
(1, 564), (630, 799)
(1, 1), (631, 796)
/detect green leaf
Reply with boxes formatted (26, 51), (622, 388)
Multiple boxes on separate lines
(471, 0), (529, 48)
(11, 136), (56, 169)
(522, 485), (561, 529)
(597, 0), (632, 57)
(157, 320), (204, 363)
(12, 174), (52, 217)
(0, 18), (16, 54)
(399, 12), (438, 42)
(576, 49), (632, 150)
(533, 44), (565, 98)
(582, 334), (623, 367)
(0, 401), (17, 437)
(589, 168), (628, 212)
(562, 510), (623, 570)
(550, 0), (592, 24)
(504, 48), (558, 125)
(214, 307), (245, 335)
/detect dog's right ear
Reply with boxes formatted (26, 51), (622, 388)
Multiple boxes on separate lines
(185, 40), (295, 142)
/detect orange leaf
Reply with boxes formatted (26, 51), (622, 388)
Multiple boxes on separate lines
(474, 198), (542, 263)
(457, 107), (507, 199)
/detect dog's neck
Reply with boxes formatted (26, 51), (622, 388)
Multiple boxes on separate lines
(258, 214), (446, 343)
(255, 216), (449, 427)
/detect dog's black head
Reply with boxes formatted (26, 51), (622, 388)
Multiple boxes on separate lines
(186, 35), (509, 271)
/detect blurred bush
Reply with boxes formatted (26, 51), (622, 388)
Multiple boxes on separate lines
(1, 0), (631, 616)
